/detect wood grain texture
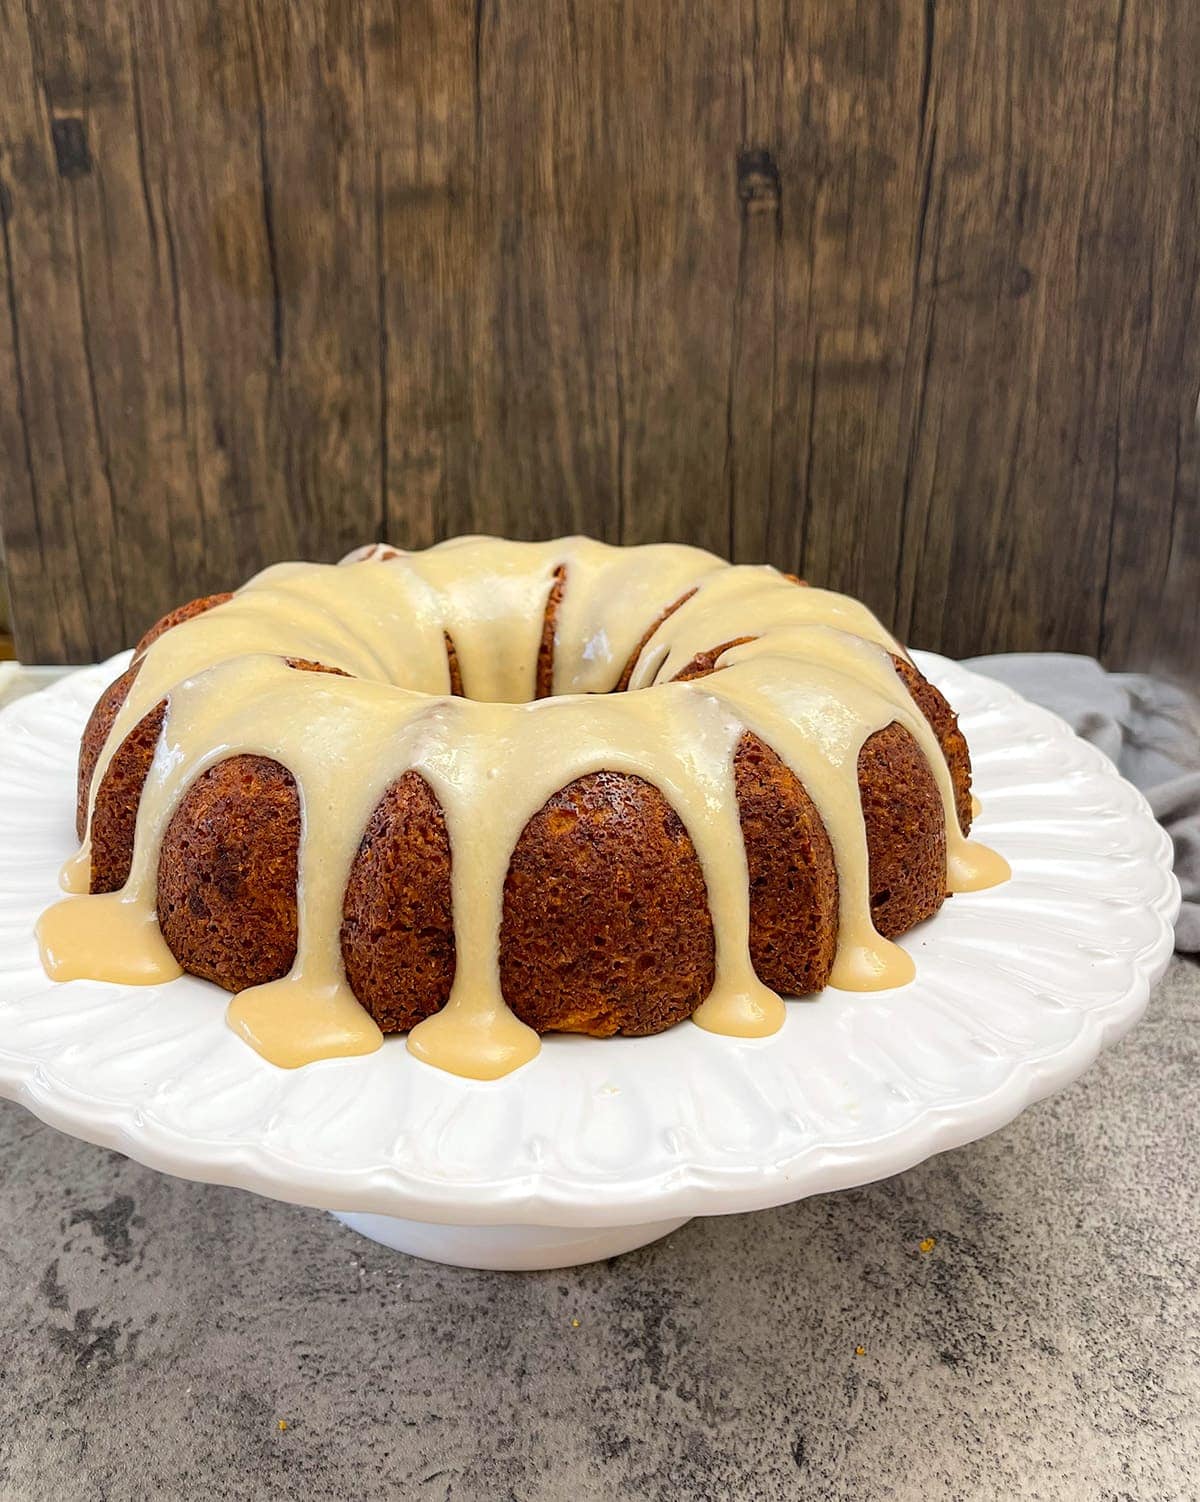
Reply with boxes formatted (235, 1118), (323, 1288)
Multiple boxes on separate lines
(0, 0), (1196, 674)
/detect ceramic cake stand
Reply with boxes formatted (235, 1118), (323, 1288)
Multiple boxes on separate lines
(0, 654), (1179, 1270)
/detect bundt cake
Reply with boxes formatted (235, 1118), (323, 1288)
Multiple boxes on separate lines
(36, 537), (1008, 1079)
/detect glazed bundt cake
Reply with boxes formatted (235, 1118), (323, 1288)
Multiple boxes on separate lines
(37, 537), (1007, 1079)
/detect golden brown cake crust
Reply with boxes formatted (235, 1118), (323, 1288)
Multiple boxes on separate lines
(893, 655), (973, 834)
(77, 663), (142, 844)
(859, 722), (946, 936)
(672, 638), (757, 683)
(671, 638), (972, 835)
(155, 663), (348, 989)
(499, 771), (716, 1036)
(89, 692), (168, 894)
(536, 565), (567, 700)
(340, 774), (456, 1032)
(444, 633), (465, 696)
(735, 732), (838, 996)
(80, 640), (344, 895)
(76, 576), (977, 1034)
(158, 754), (303, 992)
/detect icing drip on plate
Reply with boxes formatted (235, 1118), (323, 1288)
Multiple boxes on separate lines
(36, 537), (1009, 1079)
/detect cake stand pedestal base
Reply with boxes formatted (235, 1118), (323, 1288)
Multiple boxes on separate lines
(331, 1211), (691, 1270)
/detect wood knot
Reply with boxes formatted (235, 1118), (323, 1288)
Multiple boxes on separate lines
(51, 117), (92, 180)
(736, 148), (781, 213)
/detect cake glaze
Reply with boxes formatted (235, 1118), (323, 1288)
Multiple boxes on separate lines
(37, 536), (1008, 1079)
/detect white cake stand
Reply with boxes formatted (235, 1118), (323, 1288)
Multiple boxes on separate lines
(0, 654), (1179, 1270)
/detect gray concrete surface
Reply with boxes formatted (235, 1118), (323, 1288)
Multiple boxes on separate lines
(0, 957), (1195, 1501)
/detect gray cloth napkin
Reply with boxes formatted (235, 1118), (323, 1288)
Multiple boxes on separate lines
(965, 653), (1199, 953)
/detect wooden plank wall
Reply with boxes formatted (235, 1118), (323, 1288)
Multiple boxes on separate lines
(0, 1), (1196, 673)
